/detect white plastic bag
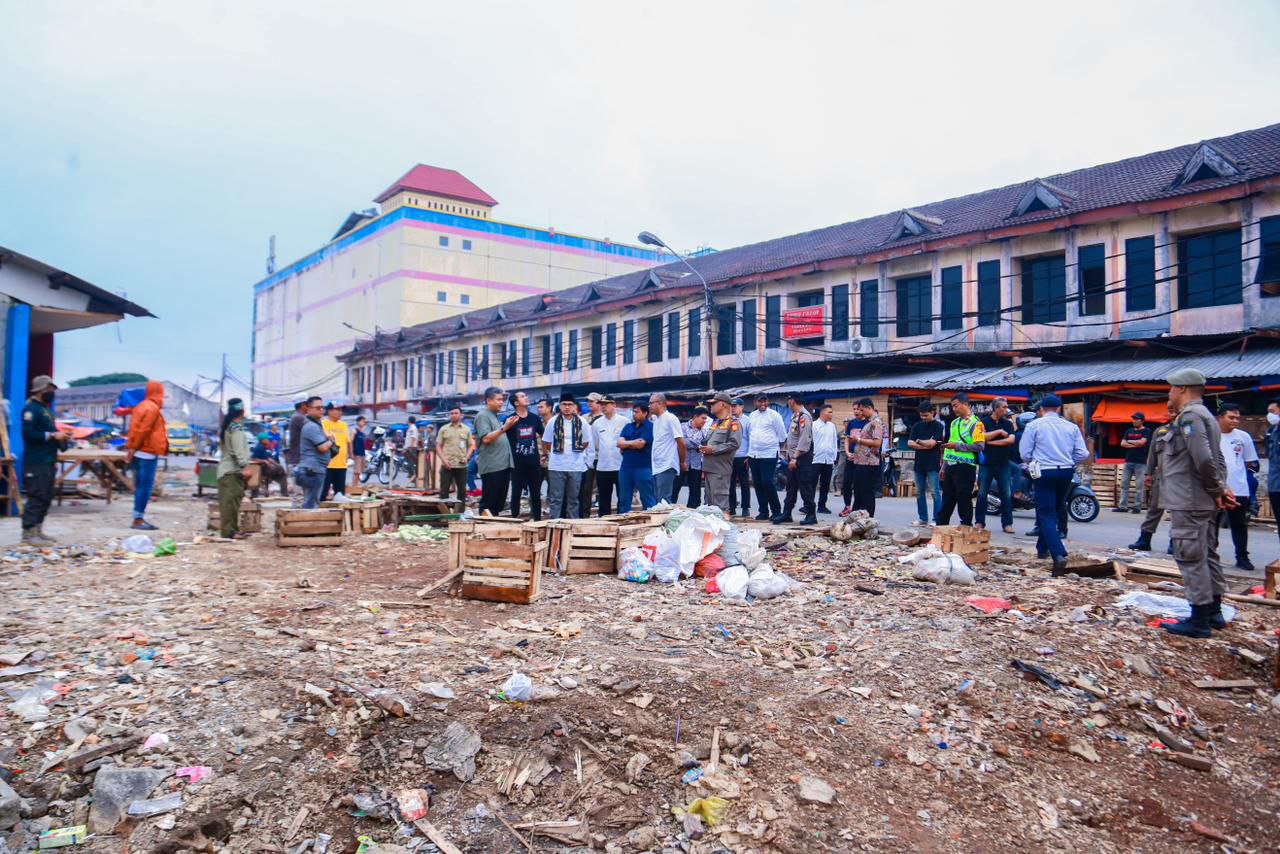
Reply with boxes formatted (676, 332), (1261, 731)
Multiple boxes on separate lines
(501, 671), (533, 702)
(717, 565), (750, 600)
(912, 553), (973, 584)
(122, 534), (155, 554)
(672, 513), (730, 576)
(747, 563), (798, 599)
(643, 530), (681, 583)
(716, 524), (741, 565)
(736, 529), (766, 570)
(617, 547), (653, 583)
(1114, 591), (1236, 622)
(899, 544), (944, 565)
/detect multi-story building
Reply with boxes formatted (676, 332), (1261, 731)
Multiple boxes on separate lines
(56, 380), (221, 429)
(338, 123), (1280, 459)
(249, 164), (667, 414)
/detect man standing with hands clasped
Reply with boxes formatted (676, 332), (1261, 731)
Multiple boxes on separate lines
(474, 386), (515, 516)
(1160, 369), (1234, 638)
(1116, 412), (1151, 513)
(700, 392), (742, 514)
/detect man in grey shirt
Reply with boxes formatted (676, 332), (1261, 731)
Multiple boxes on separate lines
(285, 397), (308, 507)
(474, 386), (516, 516)
(294, 396), (334, 509)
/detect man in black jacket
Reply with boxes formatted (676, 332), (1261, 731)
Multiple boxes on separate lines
(21, 375), (69, 545)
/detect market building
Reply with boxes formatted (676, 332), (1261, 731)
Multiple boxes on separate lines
(56, 380), (221, 430)
(337, 123), (1280, 451)
(250, 164), (668, 414)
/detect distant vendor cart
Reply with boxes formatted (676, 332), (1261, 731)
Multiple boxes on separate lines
(195, 457), (219, 496)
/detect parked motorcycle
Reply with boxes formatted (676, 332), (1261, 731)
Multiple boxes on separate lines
(985, 470), (1100, 523)
(360, 443), (393, 485)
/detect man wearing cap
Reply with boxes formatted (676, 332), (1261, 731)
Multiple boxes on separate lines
(543, 391), (595, 518)
(592, 396), (625, 516)
(700, 393), (743, 514)
(285, 397), (308, 507)
(1161, 369), (1234, 638)
(577, 392), (605, 516)
(321, 401), (351, 499)
(747, 395), (786, 520)
(729, 398), (751, 518)
(1117, 412), (1151, 513)
(1129, 402), (1178, 553)
(777, 393), (817, 525)
(1019, 393), (1089, 575)
(20, 376), (69, 544)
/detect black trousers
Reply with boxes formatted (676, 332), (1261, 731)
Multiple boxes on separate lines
(480, 468), (511, 516)
(749, 457), (781, 517)
(510, 459), (542, 520)
(442, 467), (467, 505)
(842, 460), (856, 507)
(781, 452), (817, 519)
(730, 457), (751, 514)
(595, 469), (618, 516)
(814, 462), (833, 510)
(322, 468), (347, 500)
(1219, 503), (1250, 564)
(851, 463), (880, 516)
(578, 467), (596, 518)
(676, 468), (703, 508)
(21, 462), (55, 530)
(939, 463), (977, 526)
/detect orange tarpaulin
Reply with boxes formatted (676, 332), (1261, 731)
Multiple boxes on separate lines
(1090, 399), (1170, 424)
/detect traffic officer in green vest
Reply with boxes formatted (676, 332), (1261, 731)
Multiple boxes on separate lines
(699, 392), (742, 514)
(938, 392), (986, 526)
(21, 375), (70, 545)
(1161, 368), (1235, 638)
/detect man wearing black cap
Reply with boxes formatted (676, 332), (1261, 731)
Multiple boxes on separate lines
(1018, 393), (1089, 575)
(1117, 412), (1151, 513)
(20, 375), (69, 545)
(542, 391), (595, 518)
(700, 393), (742, 513)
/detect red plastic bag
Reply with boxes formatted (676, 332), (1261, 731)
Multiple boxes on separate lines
(965, 596), (1012, 615)
(705, 577), (721, 594)
(695, 553), (727, 578)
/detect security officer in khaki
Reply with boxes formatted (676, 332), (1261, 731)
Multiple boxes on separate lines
(1128, 401), (1178, 553)
(1160, 368), (1235, 638)
(699, 392), (742, 514)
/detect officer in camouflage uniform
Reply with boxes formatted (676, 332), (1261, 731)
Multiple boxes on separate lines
(699, 392), (742, 514)
(21, 375), (69, 545)
(1159, 368), (1234, 639)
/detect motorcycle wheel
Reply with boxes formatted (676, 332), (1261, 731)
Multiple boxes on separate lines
(1069, 494), (1099, 523)
(378, 458), (392, 485)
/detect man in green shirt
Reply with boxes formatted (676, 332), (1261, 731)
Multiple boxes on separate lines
(474, 386), (515, 515)
(21, 375), (69, 545)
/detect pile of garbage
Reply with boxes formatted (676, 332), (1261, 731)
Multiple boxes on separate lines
(897, 544), (977, 585)
(616, 505), (799, 601)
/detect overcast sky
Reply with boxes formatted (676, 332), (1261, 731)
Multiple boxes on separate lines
(2, 0), (1278, 396)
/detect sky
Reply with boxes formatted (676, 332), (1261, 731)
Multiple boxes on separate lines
(1, 0), (1278, 398)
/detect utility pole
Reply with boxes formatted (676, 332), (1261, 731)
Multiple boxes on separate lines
(637, 231), (715, 390)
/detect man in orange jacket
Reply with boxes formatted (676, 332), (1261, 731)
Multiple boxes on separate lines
(125, 380), (168, 530)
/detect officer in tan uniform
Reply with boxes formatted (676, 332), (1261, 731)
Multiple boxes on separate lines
(1128, 402), (1178, 553)
(1160, 368), (1235, 638)
(778, 392), (817, 525)
(699, 392), (742, 514)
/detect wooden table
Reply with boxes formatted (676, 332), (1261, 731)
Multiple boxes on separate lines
(55, 449), (133, 504)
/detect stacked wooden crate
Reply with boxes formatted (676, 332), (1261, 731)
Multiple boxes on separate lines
(321, 499), (386, 535)
(207, 500), (262, 533)
(275, 509), (344, 547)
(1086, 464), (1120, 508)
(449, 519), (545, 604)
(545, 519), (621, 574)
(930, 525), (991, 564)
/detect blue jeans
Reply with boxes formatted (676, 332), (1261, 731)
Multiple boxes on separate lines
(618, 467), (657, 511)
(1033, 468), (1074, 559)
(132, 457), (158, 519)
(913, 469), (941, 523)
(295, 468), (325, 509)
(653, 468), (678, 506)
(975, 464), (1013, 529)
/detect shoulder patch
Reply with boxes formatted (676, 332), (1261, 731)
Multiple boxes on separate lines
(22, 411), (32, 421)
(1182, 424), (1194, 436)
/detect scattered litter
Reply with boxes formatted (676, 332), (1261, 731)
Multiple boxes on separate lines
(1115, 591), (1237, 623)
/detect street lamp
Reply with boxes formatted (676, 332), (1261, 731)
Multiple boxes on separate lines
(343, 321), (381, 411)
(637, 231), (715, 392)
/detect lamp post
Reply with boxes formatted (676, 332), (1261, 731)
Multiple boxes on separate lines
(343, 322), (381, 412)
(637, 231), (715, 392)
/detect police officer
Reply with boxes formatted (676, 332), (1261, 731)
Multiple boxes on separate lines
(699, 392), (742, 514)
(1160, 368), (1235, 638)
(1128, 402), (1178, 553)
(21, 375), (69, 545)
(777, 392), (817, 525)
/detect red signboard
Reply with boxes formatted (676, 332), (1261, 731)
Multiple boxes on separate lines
(783, 306), (825, 339)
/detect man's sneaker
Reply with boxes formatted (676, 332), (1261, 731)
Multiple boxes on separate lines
(754, 513), (770, 521)
(1236, 558), (1255, 572)
(1111, 507), (1128, 513)
(131, 519), (158, 531)
(817, 505), (831, 515)
(770, 514), (789, 525)
(799, 515), (818, 525)
(1002, 526), (1015, 534)
(915, 519), (929, 526)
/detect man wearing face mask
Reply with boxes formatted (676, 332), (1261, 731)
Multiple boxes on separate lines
(21, 376), (70, 545)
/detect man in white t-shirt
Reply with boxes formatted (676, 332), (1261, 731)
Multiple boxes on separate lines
(541, 391), (595, 518)
(648, 393), (686, 504)
(1217, 402), (1258, 571)
(592, 396), (626, 516)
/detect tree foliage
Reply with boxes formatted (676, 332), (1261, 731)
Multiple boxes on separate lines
(68, 372), (149, 387)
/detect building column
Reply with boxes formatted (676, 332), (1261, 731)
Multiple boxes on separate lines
(4, 303), (31, 483)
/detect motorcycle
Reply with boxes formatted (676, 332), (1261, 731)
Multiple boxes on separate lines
(361, 443), (393, 485)
(985, 470), (1100, 523)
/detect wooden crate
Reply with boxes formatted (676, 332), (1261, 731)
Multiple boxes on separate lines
(612, 512), (672, 567)
(546, 519), (620, 574)
(320, 500), (386, 535)
(207, 500), (262, 533)
(896, 480), (916, 498)
(460, 538), (547, 604)
(1086, 463), (1120, 508)
(448, 519), (544, 570)
(930, 525), (991, 564)
(275, 509), (344, 548)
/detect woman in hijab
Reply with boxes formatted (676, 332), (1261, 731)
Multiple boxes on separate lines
(217, 398), (253, 539)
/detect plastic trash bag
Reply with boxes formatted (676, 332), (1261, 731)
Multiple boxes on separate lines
(898, 544), (944, 565)
(617, 547), (653, 583)
(747, 564), (799, 599)
(694, 552), (727, 578)
(715, 524), (741, 565)
(913, 553), (974, 585)
(717, 565), (750, 600)
(500, 671), (533, 702)
(1114, 591), (1237, 623)
(736, 529), (766, 570)
(122, 534), (155, 554)
(153, 537), (177, 557)
(672, 513), (730, 576)
(695, 504), (726, 520)
(643, 530), (682, 583)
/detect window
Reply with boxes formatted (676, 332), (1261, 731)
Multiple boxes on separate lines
(1020, 254), (1066, 323)
(568, 329), (579, 370)
(540, 335), (551, 374)
(741, 299), (757, 351)
(667, 312), (680, 360)
(687, 309), (701, 357)
(469, 346), (478, 381)
(623, 320), (635, 364)
(460, 294), (470, 305)
(1078, 244), (1106, 316)
(977, 261), (1000, 326)
(1256, 216), (1280, 296)
(439, 236), (449, 247)
(553, 332), (563, 372)
(481, 344), (490, 380)
(940, 266), (963, 330)
(831, 284), (849, 341)
(716, 305), (736, 355)
(1177, 228), (1242, 308)
(606, 323), (618, 366)
(462, 239), (472, 251)
(448, 351), (455, 383)
(521, 337), (532, 376)
(436, 291), (447, 303)
(896, 274), (932, 337)
(765, 295), (781, 348)
(590, 327), (602, 369)
(505, 340), (516, 378)
(647, 317), (663, 363)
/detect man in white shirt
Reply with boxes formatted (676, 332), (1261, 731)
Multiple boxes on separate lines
(578, 392), (604, 516)
(541, 391), (596, 518)
(746, 394), (786, 520)
(1217, 402), (1258, 571)
(592, 396), (626, 516)
(648, 392), (686, 504)
(811, 404), (839, 514)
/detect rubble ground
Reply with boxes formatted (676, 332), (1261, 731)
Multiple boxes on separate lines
(2, 491), (1280, 853)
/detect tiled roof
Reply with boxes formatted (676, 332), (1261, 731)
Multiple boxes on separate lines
(345, 122), (1280, 359)
(373, 165), (498, 206)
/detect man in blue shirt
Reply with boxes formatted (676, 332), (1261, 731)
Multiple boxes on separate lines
(1019, 394), (1089, 575)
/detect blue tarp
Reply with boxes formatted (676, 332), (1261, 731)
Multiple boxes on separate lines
(113, 387), (146, 414)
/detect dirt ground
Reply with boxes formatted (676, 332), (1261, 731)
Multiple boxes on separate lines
(1, 469), (1279, 853)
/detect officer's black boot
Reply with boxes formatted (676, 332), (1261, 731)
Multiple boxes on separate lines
(1207, 597), (1227, 630)
(1163, 603), (1212, 639)
(1128, 532), (1152, 551)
